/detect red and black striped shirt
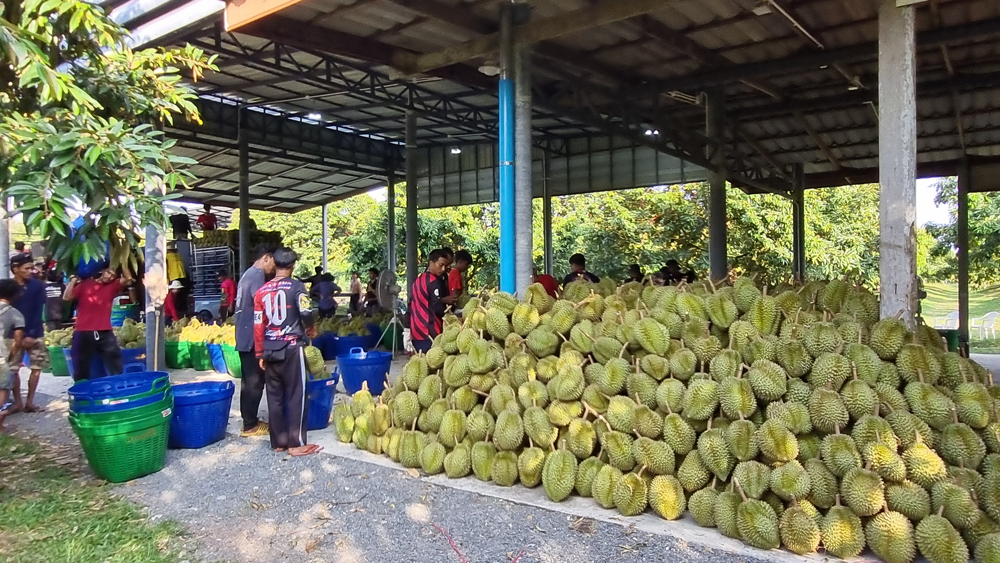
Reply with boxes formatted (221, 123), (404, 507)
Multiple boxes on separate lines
(409, 271), (446, 343)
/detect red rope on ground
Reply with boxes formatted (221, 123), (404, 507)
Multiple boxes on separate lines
(432, 524), (468, 563)
(511, 549), (525, 562)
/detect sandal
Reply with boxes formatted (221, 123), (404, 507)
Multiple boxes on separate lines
(289, 444), (323, 456)
(240, 422), (270, 437)
(22, 405), (44, 413)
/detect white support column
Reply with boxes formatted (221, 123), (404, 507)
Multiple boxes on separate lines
(144, 184), (167, 371)
(878, 0), (918, 326)
(321, 204), (329, 273)
(513, 3), (533, 297)
(792, 163), (806, 283)
(706, 89), (728, 283)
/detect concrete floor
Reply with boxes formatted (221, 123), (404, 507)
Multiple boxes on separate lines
(6, 351), (999, 563)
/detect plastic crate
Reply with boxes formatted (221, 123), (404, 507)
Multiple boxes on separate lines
(68, 371), (170, 413)
(207, 344), (228, 374)
(48, 346), (71, 377)
(336, 348), (391, 394)
(221, 345), (241, 378)
(63, 348), (109, 379)
(168, 380), (235, 449)
(188, 342), (213, 371)
(165, 341), (192, 369)
(70, 405), (172, 483)
(305, 371), (340, 431)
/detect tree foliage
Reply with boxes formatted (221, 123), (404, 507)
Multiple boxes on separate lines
(0, 0), (215, 272)
(245, 183), (884, 290)
(923, 177), (1000, 285)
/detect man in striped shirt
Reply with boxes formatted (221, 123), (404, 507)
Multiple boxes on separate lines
(408, 249), (454, 354)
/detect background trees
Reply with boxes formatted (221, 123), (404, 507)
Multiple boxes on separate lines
(240, 182), (884, 289)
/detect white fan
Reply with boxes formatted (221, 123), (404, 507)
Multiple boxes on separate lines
(374, 270), (404, 356)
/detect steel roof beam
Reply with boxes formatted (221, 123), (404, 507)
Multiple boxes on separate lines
(397, 0), (679, 76)
(630, 17), (1000, 98)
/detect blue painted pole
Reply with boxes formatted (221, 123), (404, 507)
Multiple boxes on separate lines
(498, 3), (515, 294)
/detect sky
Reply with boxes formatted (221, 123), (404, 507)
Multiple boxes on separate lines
(916, 177), (952, 227)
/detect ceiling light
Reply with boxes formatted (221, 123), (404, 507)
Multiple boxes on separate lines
(450, 147), (462, 155)
(644, 129), (659, 136)
(478, 60), (500, 77)
(752, 2), (773, 16)
(307, 113), (322, 120)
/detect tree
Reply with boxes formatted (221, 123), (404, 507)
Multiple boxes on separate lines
(242, 182), (885, 292)
(1, 0), (215, 271)
(924, 177), (1000, 285)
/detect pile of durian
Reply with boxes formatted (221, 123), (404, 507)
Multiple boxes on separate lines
(333, 277), (1000, 563)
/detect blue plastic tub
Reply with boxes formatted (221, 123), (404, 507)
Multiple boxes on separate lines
(335, 334), (379, 356)
(69, 371), (170, 413)
(64, 348), (109, 380)
(313, 333), (337, 361)
(207, 344), (228, 374)
(119, 347), (146, 367)
(305, 370), (340, 431)
(336, 348), (391, 395)
(168, 380), (235, 449)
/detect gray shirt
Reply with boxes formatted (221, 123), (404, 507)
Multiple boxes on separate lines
(0, 303), (26, 365)
(234, 266), (267, 352)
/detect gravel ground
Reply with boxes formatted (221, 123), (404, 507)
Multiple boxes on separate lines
(8, 353), (998, 563)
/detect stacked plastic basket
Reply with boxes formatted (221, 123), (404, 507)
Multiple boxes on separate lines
(68, 371), (173, 483)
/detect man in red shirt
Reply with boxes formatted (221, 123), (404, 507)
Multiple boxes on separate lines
(447, 250), (472, 303)
(196, 204), (218, 232)
(408, 249), (453, 354)
(532, 267), (559, 299)
(218, 270), (235, 321)
(64, 267), (132, 380)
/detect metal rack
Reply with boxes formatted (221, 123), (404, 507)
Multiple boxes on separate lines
(191, 246), (233, 299)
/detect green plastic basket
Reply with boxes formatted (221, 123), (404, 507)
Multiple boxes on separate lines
(188, 342), (213, 371)
(48, 346), (71, 377)
(71, 407), (172, 482)
(222, 344), (242, 378)
(165, 340), (192, 369)
(69, 392), (173, 426)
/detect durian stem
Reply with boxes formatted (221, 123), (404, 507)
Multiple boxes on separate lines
(733, 478), (748, 502)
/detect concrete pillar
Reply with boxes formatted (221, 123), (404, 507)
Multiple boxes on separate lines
(238, 109), (251, 275)
(878, 0), (918, 326)
(957, 159), (971, 353)
(497, 2), (516, 294)
(792, 163), (806, 283)
(542, 152), (553, 276)
(321, 204), (329, 273)
(706, 89), (728, 283)
(387, 168), (397, 272)
(513, 4), (533, 298)
(144, 186), (167, 371)
(0, 198), (10, 280)
(405, 111), (419, 292)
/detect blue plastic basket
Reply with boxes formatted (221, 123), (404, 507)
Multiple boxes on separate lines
(64, 348), (109, 379)
(336, 348), (391, 394)
(69, 371), (170, 413)
(313, 333), (336, 361)
(119, 347), (146, 367)
(335, 334), (379, 356)
(168, 380), (235, 449)
(305, 370), (340, 431)
(207, 344), (228, 374)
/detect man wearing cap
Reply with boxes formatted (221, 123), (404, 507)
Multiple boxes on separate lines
(253, 247), (320, 456)
(8, 253), (48, 413)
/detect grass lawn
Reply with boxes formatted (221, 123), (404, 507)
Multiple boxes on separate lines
(921, 282), (1000, 326)
(0, 434), (193, 563)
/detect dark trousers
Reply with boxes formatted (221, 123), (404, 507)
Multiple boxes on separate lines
(412, 339), (432, 354)
(239, 350), (266, 430)
(263, 346), (309, 450)
(71, 330), (123, 381)
(318, 306), (336, 319)
(349, 294), (360, 312)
